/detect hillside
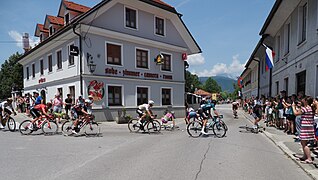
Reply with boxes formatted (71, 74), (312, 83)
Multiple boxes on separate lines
(199, 76), (236, 92)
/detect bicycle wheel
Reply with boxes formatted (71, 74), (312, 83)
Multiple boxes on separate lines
(7, 117), (16, 132)
(212, 122), (226, 138)
(84, 122), (99, 136)
(19, 120), (33, 135)
(187, 120), (202, 138)
(128, 119), (141, 133)
(61, 120), (74, 136)
(147, 120), (161, 133)
(42, 121), (58, 135)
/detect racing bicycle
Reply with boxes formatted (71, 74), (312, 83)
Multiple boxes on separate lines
(19, 115), (58, 135)
(128, 115), (161, 133)
(1, 111), (16, 132)
(187, 115), (227, 138)
(61, 114), (100, 136)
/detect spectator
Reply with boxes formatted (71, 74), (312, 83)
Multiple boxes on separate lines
(24, 93), (30, 116)
(85, 95), (94, 114)
(64, 94), (73, 117)
(53, 93), (63, 124)
(292, 96), (315, 164)
(33, 91), (43, 105)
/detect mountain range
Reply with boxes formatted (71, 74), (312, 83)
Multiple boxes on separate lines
(199, 75), (236, 92)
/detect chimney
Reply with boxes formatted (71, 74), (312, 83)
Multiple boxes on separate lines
(22, 33), (30, 53)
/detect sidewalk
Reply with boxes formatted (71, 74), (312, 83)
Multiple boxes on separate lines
(241, 110), (318, 180)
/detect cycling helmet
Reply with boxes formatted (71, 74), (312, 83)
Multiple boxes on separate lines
(46, 102), (52, 107)
(148, 100), (154, 105)
(197, 108), (203, 114)
(7, 98), (13, 102)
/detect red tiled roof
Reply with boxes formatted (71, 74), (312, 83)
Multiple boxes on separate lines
(64, 0), (90, 13)
(47, 15), (64, 26)
(37, 24), (49, 33)
(194, 89), (212, 96)
(152, 0), (173, 8)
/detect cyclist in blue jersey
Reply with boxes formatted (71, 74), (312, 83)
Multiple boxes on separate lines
(199, 102), (220, 135)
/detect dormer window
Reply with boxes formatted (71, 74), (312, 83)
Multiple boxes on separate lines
(49, 26), (55, 36)
(65, 13), (70, 25)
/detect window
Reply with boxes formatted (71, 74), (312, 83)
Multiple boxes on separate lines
(49, 26), (54, 36)
(285, 23), (290, 54)
(155, 17), (165, 36)
(108, 86), (122, 106)
(26, 67), (29, 80)
(32, 63), (35, 78)
(136, 49), (148, 69)
(40, 59), (44, 75)
(48, 54), (53, 72)
(69, 86), (75, 104)
(299, 3), (307, 44)
(137, 87), (148, 105)
(125, 7), (137, 29)
(296, 71), (306, 94)
(57, 50), (62, 69)
(106, 43), (122, 65)
(284, 77), (289, 96)
(68, 44), (75, 66)
(162, 88), (171, 105)
(57, 88), (63, 100)
(161, 53), (171, 71)
(65, 13), (70, 25)
(276, 81), (279, 96)
(276, 36), (281, 61)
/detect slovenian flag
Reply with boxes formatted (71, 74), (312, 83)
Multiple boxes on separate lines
(264, 44), (275, 71)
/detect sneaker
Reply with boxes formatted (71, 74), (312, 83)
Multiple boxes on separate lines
(201, 129), (208, 135)
(28, 123), (34, 130)
(0, 124), (4, 129)
(72, 130), (78, 134)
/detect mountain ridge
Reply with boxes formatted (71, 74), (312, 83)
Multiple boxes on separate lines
(199, 75), (236, 92)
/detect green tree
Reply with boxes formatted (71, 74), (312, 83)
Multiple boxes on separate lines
(202, 77), (222, 93)
(220, 91), (229, 100)
(230, 83), (241, 100)
(0, 52), (23, 99)
(185, 70), (202, 93)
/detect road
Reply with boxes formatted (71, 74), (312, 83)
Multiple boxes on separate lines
(1, 104), (312, 180)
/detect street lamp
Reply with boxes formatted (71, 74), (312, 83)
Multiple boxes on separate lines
(88, 60), (96, 73)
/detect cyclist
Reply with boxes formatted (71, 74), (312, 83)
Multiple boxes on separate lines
(29, 102), (53, 130)
(232, 101), (239, 118)
(0, 98), (17, 128)
(252, 97), (262, 130)
(136, 100), (155, 129)
(71, 104), (89, 134)
(199, 102), (220, 135)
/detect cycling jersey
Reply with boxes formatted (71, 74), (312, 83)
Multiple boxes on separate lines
(0, 101), (14, 115)
(138, 104), (151, 111)
(201, 103), (215, 111)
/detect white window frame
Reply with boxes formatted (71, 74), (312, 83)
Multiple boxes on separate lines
(67, 42), (76, 67)
(297, 1), (308, 46)
(31, 62), (36, 79)
(275, 34), (281, 62)
(284, 19), (291, 56)
(106, 84), (124, 107)
(64, 13), (70, 25)
(39, 58), (44, 76)
(47, 53), (53, 74)
(160, 51), (173, 73)
(154, 15), (166, 37)
(136, 86), (151, 106)
(161, 87), (173, 106)
(26, 65), (30, 80)
(105, 41), (124, 67)
(55, 48), (63, 71)
(135, 47), (150, 70)
(124, 6), (138, 30)
(49, 25), (54, 36)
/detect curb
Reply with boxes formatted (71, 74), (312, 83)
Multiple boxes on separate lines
(241, 110), (317, 180)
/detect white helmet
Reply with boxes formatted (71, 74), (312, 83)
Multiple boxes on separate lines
(148, 100), (155, 105)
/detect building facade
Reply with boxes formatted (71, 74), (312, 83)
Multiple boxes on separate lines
(19, 0), (201, 121)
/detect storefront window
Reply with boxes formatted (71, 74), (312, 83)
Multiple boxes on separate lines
(108, 86), (122, 106)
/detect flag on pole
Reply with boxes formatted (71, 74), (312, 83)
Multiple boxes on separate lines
(263, 44), (275, 70)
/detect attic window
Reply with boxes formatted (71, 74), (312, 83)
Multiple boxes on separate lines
(49, 26), (55, 36)
(65, 13), (70, 25)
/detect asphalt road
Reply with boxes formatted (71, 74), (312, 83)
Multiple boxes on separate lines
(1, 104), (312, 180)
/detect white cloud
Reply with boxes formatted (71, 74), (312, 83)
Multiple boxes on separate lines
(187, 53), (205, 66)
(176, 0), (192, 8)
(194, 54), (245, 77)
(8, 30), (39, 49)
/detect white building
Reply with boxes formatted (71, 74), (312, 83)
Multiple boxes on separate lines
(19, 0), (201, 121)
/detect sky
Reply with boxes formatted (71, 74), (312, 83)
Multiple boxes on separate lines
(0, 0), (275, 78)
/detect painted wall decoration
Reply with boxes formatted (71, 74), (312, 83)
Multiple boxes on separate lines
(87, 80), (105, 101)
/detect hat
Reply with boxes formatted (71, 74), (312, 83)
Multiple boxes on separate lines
(33, 91), (39, 94)
(280, 90), (286, 93)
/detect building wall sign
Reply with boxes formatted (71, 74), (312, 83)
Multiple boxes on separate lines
(39, 78), (46, 84)
(88, 80), (105, 101)
(105, 67), (173, 80)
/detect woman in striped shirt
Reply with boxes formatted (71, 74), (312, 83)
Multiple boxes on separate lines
(292, 96), (315, 164)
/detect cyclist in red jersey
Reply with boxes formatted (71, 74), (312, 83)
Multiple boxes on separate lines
(30, 102), (52, 127)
